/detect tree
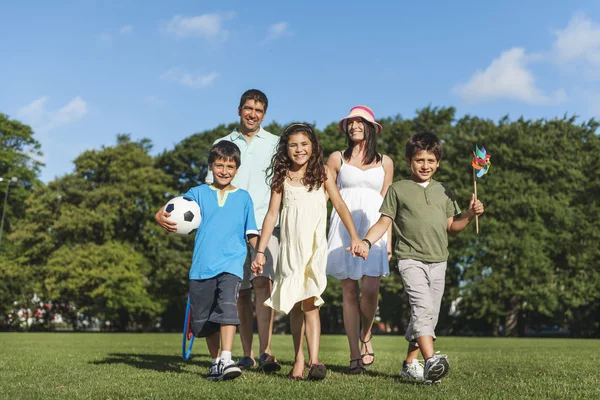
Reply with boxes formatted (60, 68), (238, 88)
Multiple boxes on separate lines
(0, 113), (44, 248)
(9, 135), (180, 330)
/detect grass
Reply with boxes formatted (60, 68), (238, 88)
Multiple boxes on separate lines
(0, 333), (599, 400)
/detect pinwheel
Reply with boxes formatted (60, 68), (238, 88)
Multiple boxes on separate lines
(472, 145), (491, 233)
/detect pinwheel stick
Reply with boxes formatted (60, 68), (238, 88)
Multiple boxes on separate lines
(473, 168), (479, 234)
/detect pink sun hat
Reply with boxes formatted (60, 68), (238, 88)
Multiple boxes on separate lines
(339, 105), (383, 134)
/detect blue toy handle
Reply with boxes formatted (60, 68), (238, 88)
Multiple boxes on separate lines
(182, 295), (195, 360)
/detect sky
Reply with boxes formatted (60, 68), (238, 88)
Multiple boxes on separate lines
(2, 1), (600, 183)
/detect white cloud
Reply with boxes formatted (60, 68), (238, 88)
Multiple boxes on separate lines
(162, 13), (232, 41)
(264, 22), (289, 42)
(554, 13), (600, 66)
(161, 68), (219, 88)
(17, 96), (88, 133)
(144, 95), (165, 107)
(453, 47), (564, 105)
(120, 25), (133, 35)
(98, 33), (112, 43)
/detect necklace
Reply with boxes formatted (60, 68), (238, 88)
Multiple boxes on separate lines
(287, 172), (304, 183)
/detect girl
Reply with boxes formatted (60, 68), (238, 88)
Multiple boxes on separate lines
(252, 123), (364, 380)
(326, 105), (394, 374)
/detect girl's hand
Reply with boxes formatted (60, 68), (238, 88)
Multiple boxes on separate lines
(155, 206), (177, 232)
(346, 238), (369, 260)
(251, 253), (266, 275)
(387, 242), (392, 262)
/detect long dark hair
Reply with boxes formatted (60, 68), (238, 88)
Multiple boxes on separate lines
(266, 123), (326, 193)
(342, 118), (382, 165)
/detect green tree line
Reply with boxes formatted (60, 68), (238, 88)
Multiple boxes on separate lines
(0, 108), (598, 337)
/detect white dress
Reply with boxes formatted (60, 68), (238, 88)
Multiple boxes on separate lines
(265, 181), (328, 314)
(326, 156), (389, 280)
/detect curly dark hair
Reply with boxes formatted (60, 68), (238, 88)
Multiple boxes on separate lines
(266, 123), (326, 193)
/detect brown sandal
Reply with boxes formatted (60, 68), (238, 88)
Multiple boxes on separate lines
(348, 358), (367, 374)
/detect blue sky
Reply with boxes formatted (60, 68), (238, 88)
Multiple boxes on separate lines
(2, 1), (600, 183)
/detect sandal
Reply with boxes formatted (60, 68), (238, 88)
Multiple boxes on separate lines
(348, 358), (367, 375)
(287, 367), (305, 380)
(307, 363), (327, 380)
(258, 353), (281, 374)
(237, 356), (255, 370)
(360, 334), (375, 366)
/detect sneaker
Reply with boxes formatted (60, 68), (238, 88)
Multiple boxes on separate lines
(206, 362), (220, 381)
(424, 353), (450, 383)
(401, 359), (424, 381)
(217, 359), (242, 381)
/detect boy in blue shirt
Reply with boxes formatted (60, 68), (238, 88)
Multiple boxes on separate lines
(156, 141), (258, 381)
(357, 131), (484, 383)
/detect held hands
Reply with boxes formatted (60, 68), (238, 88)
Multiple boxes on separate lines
(346, 237), (370, 260)
(155, 206), (177, 233)
(251, 252), (266, 275)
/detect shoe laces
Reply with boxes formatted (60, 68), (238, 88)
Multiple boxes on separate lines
(209, 363), (219, 374)
(408, 359), (424, 372)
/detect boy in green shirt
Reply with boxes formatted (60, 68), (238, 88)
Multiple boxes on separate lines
(358, 131), (484, 383)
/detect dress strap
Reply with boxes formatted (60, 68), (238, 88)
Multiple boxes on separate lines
(339, 151), (344, 166)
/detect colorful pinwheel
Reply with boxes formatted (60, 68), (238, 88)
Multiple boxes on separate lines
(472, 145), (491, 178)
(471, 144), (491, 234)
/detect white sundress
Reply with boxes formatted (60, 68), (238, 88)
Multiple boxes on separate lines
(265, 181), (328, 314)
(326, 155), (389, 280)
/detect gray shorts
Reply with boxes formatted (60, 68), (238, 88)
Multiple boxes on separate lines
(397, 259), (447, 343)
(240, 228), (280, 290)
(189, 273), (241, 338)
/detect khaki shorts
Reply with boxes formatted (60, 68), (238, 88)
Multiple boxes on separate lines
(240, 227), (280, 290)
(397, 259), (447, 343)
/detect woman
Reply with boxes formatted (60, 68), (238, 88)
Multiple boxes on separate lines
(326, 105), (393, 374)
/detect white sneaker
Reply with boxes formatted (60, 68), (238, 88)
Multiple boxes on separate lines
(424, 353), (450, 383)
(206, 362), (220, 381)
(217, 358), (242, 381)
(401, 359), (424, 381)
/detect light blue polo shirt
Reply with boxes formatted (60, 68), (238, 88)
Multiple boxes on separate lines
(206, 127), (279, 229)
(183, 184), (258, 280)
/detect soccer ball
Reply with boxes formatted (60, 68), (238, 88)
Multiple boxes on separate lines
(164, 196), (201, 235)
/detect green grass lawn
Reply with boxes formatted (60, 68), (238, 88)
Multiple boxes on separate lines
(0, 333), (599, 400)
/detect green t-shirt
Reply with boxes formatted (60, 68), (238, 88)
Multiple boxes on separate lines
(379, 179), (461, 262)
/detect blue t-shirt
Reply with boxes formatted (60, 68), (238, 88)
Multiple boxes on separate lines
(183, 184), (258, 280)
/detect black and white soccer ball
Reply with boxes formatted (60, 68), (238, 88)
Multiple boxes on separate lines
(164, 196), (201, 235)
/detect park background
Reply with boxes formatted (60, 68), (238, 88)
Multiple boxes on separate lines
(1, 1), (600, 339)
(2, 3), (600, 398)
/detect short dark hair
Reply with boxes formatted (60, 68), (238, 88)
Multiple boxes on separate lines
(238, 89), (268, 112)
(208, 141), (241, 167)
(405, 131), (443, 161)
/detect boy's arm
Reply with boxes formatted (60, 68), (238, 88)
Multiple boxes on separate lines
(447, 194), (484, 236)
(381, 155), (394, 260)
(248, 235), (258, 249)
(324, 166), (364, 256)
(251, 189), (282, 274)
(363, 215), (393, 255)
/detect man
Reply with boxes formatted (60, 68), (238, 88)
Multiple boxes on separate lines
(205, 89), (281, 373)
